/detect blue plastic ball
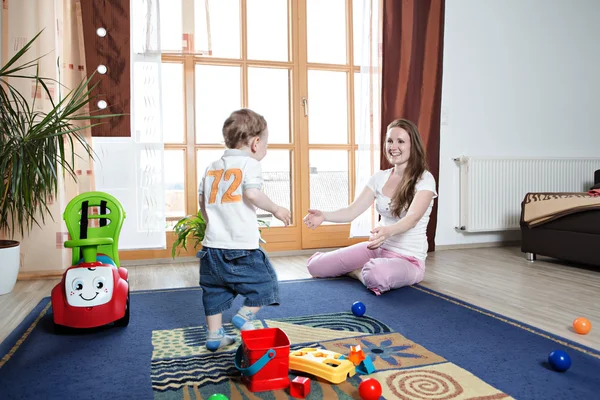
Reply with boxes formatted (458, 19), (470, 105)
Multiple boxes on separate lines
(96, 254), (117, 266)
(352, 301), (366, 317)
(76, 254), (116, 266)
(548, 350), (571, 372)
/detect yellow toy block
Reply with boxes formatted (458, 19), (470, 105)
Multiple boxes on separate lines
(289, 348), (356, 384)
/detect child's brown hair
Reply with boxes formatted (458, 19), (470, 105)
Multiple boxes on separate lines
(222, 109), (267, 149)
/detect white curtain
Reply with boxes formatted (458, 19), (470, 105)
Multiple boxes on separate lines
(350, 0), (382, 238)
(92, 0), (166, 250)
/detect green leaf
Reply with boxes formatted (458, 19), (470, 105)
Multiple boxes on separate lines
(0, 30), (123, 237)
(171, 210), (207, 259)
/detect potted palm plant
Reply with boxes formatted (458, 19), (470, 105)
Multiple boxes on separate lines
(0, 31), (117, 295)
(170, 211), (206, 259)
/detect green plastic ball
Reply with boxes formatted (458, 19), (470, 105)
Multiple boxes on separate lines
(207, 394), (229, 400)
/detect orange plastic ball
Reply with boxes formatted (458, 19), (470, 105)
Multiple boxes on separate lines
(573, 317), (592, 335)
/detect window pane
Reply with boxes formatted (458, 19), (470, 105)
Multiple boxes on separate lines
(308, 70), (348, 144)
(352, 0), (364, 65)
(248, 67), (290, 144)
(247, 0), (288, 61)
(354, 71), (362, 137)
(161, 63), (185, 143)
(159, 0), (182, 52)
(309, 151), (349, 224)
(165, 150), (186, 228)
(259, 150), (292, 227)
(195, 0), (240, 58)
(307, 0), (346, 64)
(354, 71), (381, 150)
(195, 65), (241, 144)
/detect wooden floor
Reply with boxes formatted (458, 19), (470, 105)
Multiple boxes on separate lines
(1, 246), (599, 352)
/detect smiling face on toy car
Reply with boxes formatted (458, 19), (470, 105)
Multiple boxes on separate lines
(65, 266), (115, 307)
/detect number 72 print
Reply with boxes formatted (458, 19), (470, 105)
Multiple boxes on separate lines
(206, 168), (243, 204)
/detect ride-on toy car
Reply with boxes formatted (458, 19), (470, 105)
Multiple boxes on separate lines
(51, 238), (129, 329)
(51, 192), (129, 330)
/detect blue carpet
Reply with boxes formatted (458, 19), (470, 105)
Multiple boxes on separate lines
(1, 278), (599, 399)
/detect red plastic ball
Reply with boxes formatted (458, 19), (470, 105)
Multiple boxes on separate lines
(359, 378), (382, 400)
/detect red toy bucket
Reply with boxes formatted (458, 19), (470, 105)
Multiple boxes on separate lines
(234, 327), (290, 392)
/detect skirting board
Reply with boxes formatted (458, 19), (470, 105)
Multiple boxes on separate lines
(17, 270), (65, 281)
(435, 240), (521, 251)
(17, 242), (521, 280)
(120, 248), (336, 267)
(15, 248), (336, 279)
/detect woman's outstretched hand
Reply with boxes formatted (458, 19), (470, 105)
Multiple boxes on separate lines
(367, 226), (393, 249)
(303, 209), (325, 230)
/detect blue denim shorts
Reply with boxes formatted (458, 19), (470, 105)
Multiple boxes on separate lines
(197, 246), (280, 316)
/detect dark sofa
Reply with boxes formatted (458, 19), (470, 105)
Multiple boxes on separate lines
(520, 169), (600, 267)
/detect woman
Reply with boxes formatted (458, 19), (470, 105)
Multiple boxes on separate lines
(303, 118), (437, 295)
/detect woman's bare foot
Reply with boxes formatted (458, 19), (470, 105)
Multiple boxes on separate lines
(346, 268), (366, 285)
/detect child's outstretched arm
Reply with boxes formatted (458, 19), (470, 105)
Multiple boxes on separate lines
(304, 186), (375, 228)
(244, 188), (291, 226)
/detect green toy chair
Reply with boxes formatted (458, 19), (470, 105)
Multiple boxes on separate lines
(63, 191), (126, 267)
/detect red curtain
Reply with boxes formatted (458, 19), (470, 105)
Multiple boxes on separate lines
(80, 0), (131, 137)
(381, 0), (445, 252)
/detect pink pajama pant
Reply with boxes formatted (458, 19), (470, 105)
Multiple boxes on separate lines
(306, 242), (425, 295)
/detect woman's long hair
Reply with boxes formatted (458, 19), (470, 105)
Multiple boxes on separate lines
(387, 119), (428, 217)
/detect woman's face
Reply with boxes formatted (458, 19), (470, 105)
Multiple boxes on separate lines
(385, 127), (411, 165)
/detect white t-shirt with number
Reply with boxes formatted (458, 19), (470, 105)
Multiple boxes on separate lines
(366, 169), (438, 261)
(199, 149), (262, 249)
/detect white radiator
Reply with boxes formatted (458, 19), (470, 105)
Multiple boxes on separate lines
(455, 157), (600, 232)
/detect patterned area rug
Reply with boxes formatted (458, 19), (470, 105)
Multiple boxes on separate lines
(151, 312), (510, 399)
(1, 278), (599, 399)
